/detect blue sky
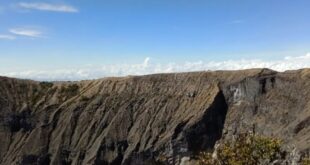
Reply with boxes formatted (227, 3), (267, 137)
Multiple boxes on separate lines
(0, 0), (310, 80)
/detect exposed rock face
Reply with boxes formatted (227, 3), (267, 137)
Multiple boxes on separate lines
(0, 69), (309, 165)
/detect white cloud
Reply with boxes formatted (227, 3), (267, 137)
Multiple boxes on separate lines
(17, 2), (78, 13)
(142, 57), (150, 68)
(9, 28), (42, 38)
(0, 34), (16, 40)
(1, 53), (310, 81)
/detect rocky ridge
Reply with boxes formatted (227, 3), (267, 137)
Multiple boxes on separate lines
(0, 69), (309, 165)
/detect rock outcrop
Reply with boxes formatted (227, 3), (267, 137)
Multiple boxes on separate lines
(0, 69), (309, 165)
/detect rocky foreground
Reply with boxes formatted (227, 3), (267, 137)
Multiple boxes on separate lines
(0, 69), (309, 165)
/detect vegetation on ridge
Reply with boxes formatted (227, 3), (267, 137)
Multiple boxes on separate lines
(59, 84), (79, 99)
(197, 134), (282, 165)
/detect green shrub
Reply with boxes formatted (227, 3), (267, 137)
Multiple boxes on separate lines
(197, 152), (214, 165)
(197, 133), (282, 165)
(302, 157), (310, 165)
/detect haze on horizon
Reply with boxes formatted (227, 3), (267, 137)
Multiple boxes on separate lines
(0, 0), (310, 80)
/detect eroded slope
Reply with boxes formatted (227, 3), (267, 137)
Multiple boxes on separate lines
(0, 69), (309, 165)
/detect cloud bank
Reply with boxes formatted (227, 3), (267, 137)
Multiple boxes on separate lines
(1, 53), (310, 81)
(18, 2), (78, 13)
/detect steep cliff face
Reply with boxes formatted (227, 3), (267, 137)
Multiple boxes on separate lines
(0, 69), (309, 165)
